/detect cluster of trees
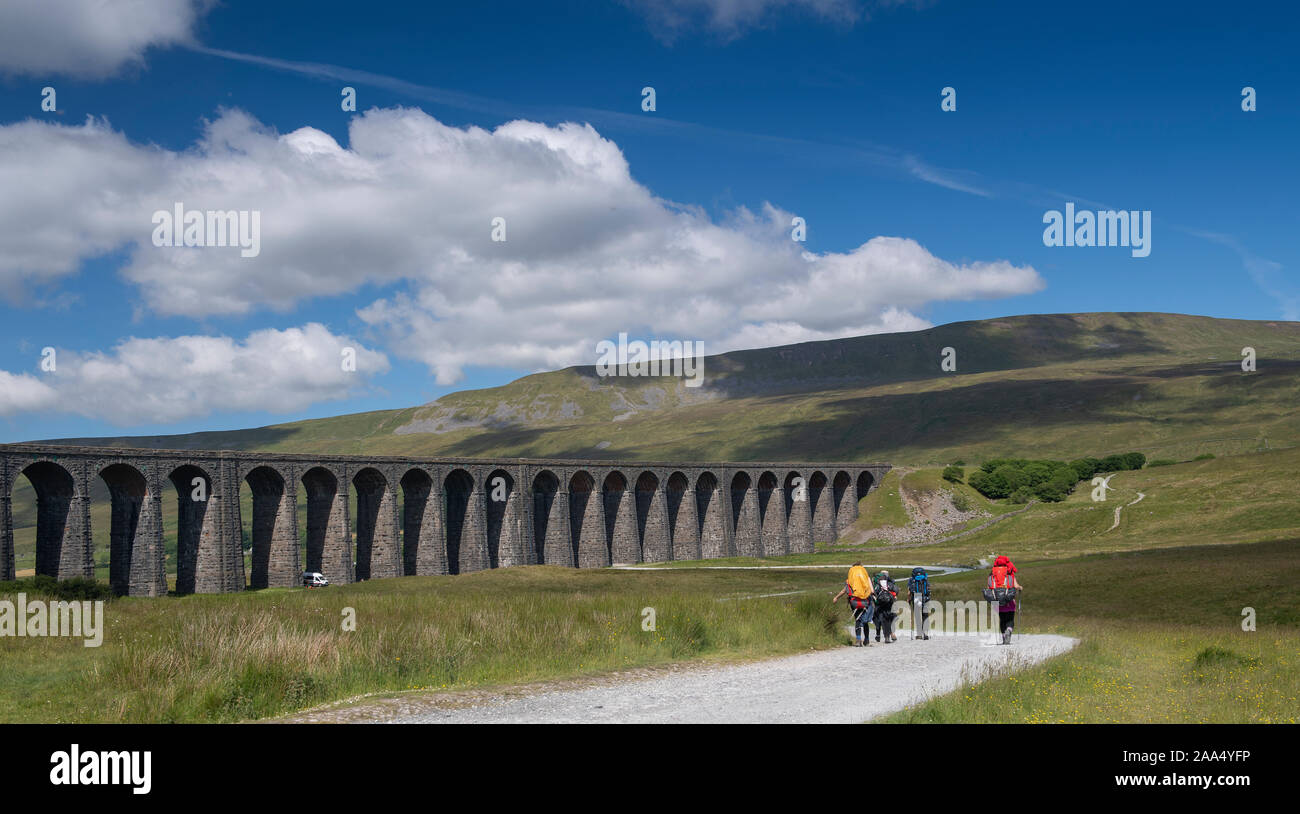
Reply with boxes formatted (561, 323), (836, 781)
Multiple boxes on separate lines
(960, 452), (1147, 503)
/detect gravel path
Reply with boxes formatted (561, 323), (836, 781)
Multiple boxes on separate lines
(1106, 491), (1146, 532)
(382, 632), (1077, 724)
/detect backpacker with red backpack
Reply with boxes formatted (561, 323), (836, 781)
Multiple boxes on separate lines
(982, 557), (1019, 603)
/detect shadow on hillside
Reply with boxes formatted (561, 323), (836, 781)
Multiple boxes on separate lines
(1140, 358), (1300, 382)
(567, 314), (1171, 401)
(35, 426), (302, 452)
(430, 355), (1295, 462)
(720, 361), (1271, 461)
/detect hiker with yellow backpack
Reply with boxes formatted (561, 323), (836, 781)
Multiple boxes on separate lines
(831, 562), (875, 646)
(983, 555), (1023, 645)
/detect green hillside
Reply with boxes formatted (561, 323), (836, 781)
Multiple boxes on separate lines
(11, 311), (1300, 580)
(826, 444), (1300, 564)
(896, 446), (1300, 564)
(36, 312), (1300, 465)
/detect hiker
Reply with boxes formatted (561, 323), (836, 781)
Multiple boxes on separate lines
(986, 555), (1023, 645)
(872, 570), (898, 643)
(907, 566), (932, 640)
(830, 561), (875, 646)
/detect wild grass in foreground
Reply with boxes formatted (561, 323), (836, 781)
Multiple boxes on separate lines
(886, 624), (1297, 723)
(884, 538), (1300, 723)
(0, 566), (841, 723)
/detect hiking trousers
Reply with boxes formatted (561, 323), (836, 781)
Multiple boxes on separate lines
(874, 607), (895, 639)
(852, 605), (871, 640)
(999, 609), (1015, 634)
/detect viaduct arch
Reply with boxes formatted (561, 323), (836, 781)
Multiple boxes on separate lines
(0, 444), (889, 597)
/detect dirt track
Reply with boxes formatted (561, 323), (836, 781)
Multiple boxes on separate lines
(286, 631), (1077, 724)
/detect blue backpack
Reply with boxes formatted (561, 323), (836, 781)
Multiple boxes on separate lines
(909, 567), (930, 599)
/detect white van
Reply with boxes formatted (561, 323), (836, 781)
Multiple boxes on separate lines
(302, 571), (329, 588)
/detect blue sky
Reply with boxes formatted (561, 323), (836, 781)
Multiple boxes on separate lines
(0, 0), (1295, 443)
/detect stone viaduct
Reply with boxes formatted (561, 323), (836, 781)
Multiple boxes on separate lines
(0, 444), (889, 597)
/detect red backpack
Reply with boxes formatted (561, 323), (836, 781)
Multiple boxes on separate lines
(984, 565), (1018, 603)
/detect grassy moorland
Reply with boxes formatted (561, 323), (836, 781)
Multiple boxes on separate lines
(0, 565), (844, 723)
(2, 503), (1296, 721)
(884, 540), (1300, 724)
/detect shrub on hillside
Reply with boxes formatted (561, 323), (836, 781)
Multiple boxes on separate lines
(992, 464), (1030, 493)
(1099, 452), (1146, 472)
(1069, 457), (1102, 481)
(967, 469), (999, 498)
(1193, 453), (1216, 461)
(1035, 470), (1077, 502)
(980, 457), (1027, 474)
(942, 465), (964, 483)
(968, 450), (1147, 503)
(1148, 459), (1177, 467)
(969, 466), (1023, 499)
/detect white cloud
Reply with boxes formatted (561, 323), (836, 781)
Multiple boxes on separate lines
(0, 107), (1042, 387)
(0, 0), (213, 78)
(0, 370), (58, 415)
(0, 324), (388, 424)
(0, 116), (157, 299)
